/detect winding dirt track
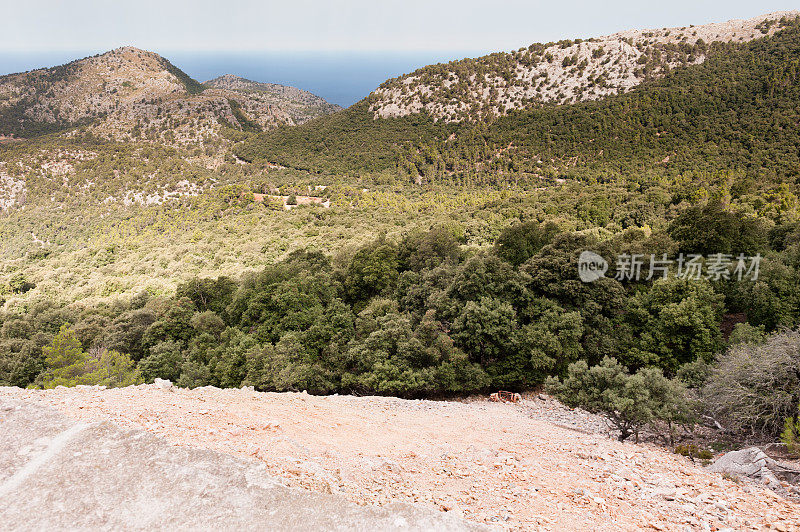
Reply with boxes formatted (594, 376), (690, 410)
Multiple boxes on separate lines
(2, 385), (799, 531)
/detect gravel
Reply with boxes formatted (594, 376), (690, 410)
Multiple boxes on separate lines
(2, 385), (799, 531)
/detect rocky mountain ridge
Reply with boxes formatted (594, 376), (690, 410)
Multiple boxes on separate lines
(370, 11), (800, 122)
(0, 47), (340, 145)
(205, 74), (341, 120)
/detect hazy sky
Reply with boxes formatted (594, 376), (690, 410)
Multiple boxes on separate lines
(1, 0), (797, 53)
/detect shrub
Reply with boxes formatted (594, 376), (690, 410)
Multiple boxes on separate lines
(341, 302), (489, 397)
(674, 443), (713, 461)
(676, 358), (712, 389)
(138, 339), (184, 383)
(38, 327), (138, 388)
(546, 356), (689, 442)
(781, 414), (800, 456)
(625, 277), (724, 373)
(703, 330), (800, 437)
(494, 220), (560, 267)
(0, 338), (43, 387)
(398, 225), (461, 272)
(191, 311), (225, 337)
(668, 202), (769, 256)
(343, 238), (399, 305)
(177, 360), (211, 389)
(83, 349), (139, 387)
(8, 273), (34, 294)
(727, 322), (767, 345)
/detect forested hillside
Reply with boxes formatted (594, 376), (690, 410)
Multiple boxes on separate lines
(236, 15), (800, 186)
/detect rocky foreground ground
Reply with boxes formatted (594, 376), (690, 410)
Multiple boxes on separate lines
(2, 385), (799, 531)
(0, 397), (476, 531)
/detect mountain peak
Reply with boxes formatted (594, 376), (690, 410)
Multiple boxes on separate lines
(0, 47), (198, 136)
(0, 49), (341, 143)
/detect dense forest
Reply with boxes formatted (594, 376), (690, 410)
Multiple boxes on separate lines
(4, 199), (800, 442)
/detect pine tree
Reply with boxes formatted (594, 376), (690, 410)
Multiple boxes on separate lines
(40, 325), (88, 388)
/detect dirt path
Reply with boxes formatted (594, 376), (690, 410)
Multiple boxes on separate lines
(3, 385), (798, 531)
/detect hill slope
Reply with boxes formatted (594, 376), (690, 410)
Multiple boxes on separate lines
(235, 12), (800, 183)
(0, 47), (340, 144)
(205, 74), (341, 123)
(0, 395), (475, 531)
(372, 11), (798, 122)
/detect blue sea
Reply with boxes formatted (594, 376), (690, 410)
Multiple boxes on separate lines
(0, 50), (486, 108)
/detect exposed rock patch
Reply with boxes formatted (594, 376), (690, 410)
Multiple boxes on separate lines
(708, 447), (800, 496)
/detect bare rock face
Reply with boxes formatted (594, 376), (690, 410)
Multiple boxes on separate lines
(708, 448), (775, 477)
(152, 378), (175, 391)
(0, 398), (482, 531)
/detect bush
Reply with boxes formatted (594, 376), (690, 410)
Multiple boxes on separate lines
(674, 443), (713, 461)
(343, 238), (399, 305)
(0, 338), (43, 387)
(398, 225), (461, 272)
(668, 202), (769, 256)
(546, 356), (689, 442)
(8, 273), (34, 294)
(83, 349), (139, 387)
(675, 358), (712, 389)
(341, 302), (489, 397)
(494, 220), (560, 267)
(625, 277), (724, 373)
(177, 360), (210, 389)
(191, 311), (225, 337)
(703, 330), (800, 437)
(727, 322), (767, 345)
(781, 414), (800, 456)
(138, 339), (184, 383)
